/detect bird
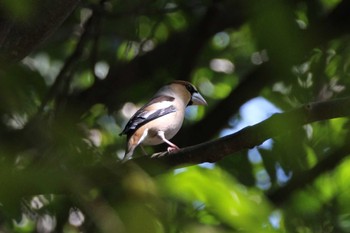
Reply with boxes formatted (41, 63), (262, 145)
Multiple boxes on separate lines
(119, 80), (207, 161)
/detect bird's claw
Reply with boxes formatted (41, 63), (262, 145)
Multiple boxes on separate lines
(151, 151), (167, 158)
(151, 147), (180, 158)
(167, 146), (180, 154)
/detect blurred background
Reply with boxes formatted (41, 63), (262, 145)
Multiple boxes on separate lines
(1, 0), (350, 232)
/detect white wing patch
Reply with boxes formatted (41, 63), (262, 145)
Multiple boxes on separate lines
(120, 95), (177, 136)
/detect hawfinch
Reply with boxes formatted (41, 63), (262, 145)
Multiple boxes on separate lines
(120, 80), (207, 161)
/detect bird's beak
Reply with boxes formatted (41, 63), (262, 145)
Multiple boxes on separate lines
(191, 92), (207, 105)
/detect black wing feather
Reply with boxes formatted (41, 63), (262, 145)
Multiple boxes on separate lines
(120, 96), (176, 136)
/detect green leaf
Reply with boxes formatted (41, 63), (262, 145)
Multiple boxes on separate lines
(158, 167), (281, 233)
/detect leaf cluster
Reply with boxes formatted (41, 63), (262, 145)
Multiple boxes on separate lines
(1, 0), (350, 232)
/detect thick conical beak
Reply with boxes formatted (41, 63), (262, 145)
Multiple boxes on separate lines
(191, 92), (207, 106)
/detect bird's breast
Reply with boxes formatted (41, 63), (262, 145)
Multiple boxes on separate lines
(142, 111), (184, 145)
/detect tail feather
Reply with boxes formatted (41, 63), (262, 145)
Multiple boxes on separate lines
(121, 140), (137, 163)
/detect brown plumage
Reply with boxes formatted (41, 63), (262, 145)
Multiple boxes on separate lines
(120, 80), (207, 161)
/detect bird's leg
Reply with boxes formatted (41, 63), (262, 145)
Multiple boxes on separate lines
(157, 131), (180, 154)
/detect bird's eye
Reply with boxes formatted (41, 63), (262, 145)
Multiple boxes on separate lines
(185, 84), (196, 94)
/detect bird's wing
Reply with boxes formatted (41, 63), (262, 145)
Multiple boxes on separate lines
(120, 96), (176, 136)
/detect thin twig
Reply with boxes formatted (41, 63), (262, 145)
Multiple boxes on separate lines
(90, 1), (107, 80)
(38, 7), (96, 113)
(267, 135), (350, 205)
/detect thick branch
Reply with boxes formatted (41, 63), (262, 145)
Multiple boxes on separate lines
(1, 97), (350, 204)
(135, 97), (350, 170)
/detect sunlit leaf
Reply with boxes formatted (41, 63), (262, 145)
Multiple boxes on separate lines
(158, 167), (280, 233)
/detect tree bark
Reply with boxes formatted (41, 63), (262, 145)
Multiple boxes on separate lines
(0, 0), (80, 62)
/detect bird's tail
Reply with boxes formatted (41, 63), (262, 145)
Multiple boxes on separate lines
(121, 139), (137, 163)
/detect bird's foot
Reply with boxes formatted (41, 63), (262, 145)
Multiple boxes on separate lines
(151, 146), (180, 158)
(151, 151), (167, 158)
(167, 146), (180, 154)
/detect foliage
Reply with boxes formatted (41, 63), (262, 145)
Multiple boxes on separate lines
(1, 0), (350, 232)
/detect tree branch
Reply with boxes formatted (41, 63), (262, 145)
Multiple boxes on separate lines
(134, 97), (350, 171)
(38, 1), (105, 113)
(267, 135), (350, 206)
(1, 97), (350, 205)
(70, 0), (248, 112)
(71, 0), (350, 141)
(0, 0), (80, 62)
(174, 64), (275, 146)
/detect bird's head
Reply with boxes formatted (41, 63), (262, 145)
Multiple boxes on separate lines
(167, 80), (207, 106)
